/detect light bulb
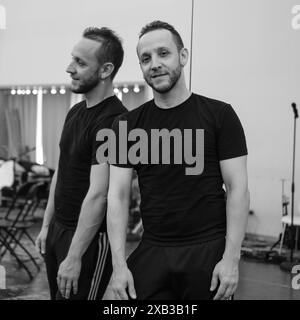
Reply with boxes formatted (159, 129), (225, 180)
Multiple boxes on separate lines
(133, 85), (140, 93)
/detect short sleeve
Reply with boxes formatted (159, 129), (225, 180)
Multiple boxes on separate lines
(217, 104), (248, 161)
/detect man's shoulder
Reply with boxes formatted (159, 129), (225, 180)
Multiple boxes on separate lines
(65, 100), (85, 120)
(108, 96), (128, 116)
(92, 98), (128, 132)
(192, 93), (229, 110)
(118, 99), (153, 121)
(70, 100), (85, 111)
(89, 97), (126, 121)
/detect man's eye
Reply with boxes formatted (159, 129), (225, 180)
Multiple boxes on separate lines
(74, 59), (85, 66)
(160, 51), (168, 56)
(141, 57), (150, 64)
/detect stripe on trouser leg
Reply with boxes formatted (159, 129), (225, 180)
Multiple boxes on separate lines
(87, 233), (109, 300)
(92, 234), (109, 299)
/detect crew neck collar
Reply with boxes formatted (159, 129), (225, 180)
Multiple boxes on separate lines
(85, 95), (116, 109)
(153, 93), (194, 111)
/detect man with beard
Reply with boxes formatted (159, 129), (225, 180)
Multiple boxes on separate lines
(107, 21), (250, 300)
(35, 27), (127, 300)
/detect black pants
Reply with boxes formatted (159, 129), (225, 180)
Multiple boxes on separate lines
(45, 218), (112, 300)
(127, 237), (225, 300)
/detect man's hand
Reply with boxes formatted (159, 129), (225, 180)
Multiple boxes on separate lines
(35, 227), (48, 256)
(210, 257), (239, 300)
(57, 256), (81, 299)
(111, 266), (136, 300)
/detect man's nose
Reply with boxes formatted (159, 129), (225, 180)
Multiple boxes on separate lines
(150, 56), (162, 70)
(66, 61), (75, 74)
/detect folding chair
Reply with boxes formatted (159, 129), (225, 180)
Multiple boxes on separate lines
(0, 182), (42, 279)
(26, 181), (49, 220)
(1, 181), (37, 220)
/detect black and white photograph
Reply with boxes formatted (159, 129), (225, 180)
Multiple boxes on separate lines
(0, 0), (299, 304)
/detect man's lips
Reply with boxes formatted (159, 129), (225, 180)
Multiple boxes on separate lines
(151, 74), (168, 79)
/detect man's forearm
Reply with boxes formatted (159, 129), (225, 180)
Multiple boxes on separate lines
(107, 197), (130, 269)
(67, 193), (107, 259)
(42, 169), (58, 229)
(223, 188), (250, 261)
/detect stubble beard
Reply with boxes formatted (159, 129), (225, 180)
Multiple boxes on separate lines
(70, 71), (100, 94)
(145, 65), (182, 94)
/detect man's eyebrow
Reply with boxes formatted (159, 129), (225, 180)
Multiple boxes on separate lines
(72, 55), (86, 63)
(157, 46), (169, 51)
(140, 46), (168, 54)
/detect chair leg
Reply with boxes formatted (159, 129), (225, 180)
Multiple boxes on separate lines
(23, 229), (36, 246)
(0, 234), (22, 268)
(279, 223), (287, 255)
(0, 230), (10, 258)
(1, 228), (20, 257)
(23, 230), (40, 271)
(0, 234), (33, 280)
(8, 228), (40, 270)
(3, 229), (40, 273)
(28, 201), (40, 218)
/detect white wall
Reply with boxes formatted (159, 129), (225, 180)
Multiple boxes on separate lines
(192, 0), (300, 237)
(0, 0), (192, 86)
(0, 0), (299, 238)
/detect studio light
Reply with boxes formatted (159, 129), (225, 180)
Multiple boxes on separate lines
(122, 86), (129, 94)
(133, 85), (140, 93)
(51, 87), (57, 94)
(59, 86), (66, 94)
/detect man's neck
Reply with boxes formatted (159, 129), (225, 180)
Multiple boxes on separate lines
(153, 75), (191, 109)
(84, 81), (114, 108)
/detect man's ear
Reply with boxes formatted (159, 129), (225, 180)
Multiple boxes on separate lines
(100, 62), (115, 80)
(179, 48), (189, 67)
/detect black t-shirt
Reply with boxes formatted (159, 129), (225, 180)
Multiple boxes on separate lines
(111, 93), (247, 246)
(54, 95), (127, 229)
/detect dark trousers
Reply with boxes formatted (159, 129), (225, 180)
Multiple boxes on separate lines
(45, 218), (112, 300)
(127, 237), (226, 300)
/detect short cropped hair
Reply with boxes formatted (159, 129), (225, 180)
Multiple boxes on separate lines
(83, 27), (124, 79)
(139, 20), (184, 51)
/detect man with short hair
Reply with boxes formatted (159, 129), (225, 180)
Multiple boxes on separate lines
(107, 21), (250, 300)
(35, 27), (127, 300)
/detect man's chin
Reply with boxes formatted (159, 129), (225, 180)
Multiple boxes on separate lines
(145, 80), (166, 93)
(70, 85), (85, 94)
(70, 88), (82, 94)
(152, 83), (172, 94)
